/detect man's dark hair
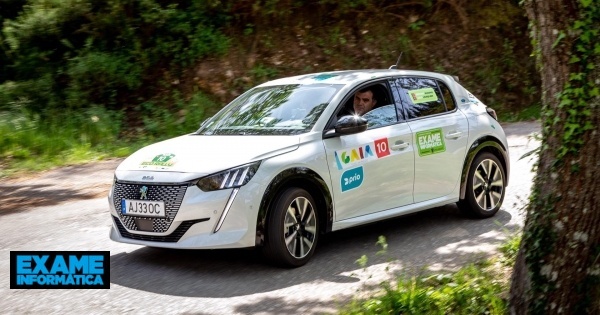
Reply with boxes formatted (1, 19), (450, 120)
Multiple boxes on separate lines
(357, 87), (377, 101)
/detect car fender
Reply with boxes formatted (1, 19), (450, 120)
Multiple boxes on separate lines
(460, 136), (510, 200)
(255, 167), (333, 246)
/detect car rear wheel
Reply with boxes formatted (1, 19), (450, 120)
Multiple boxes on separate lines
(458, 152), (506, 218)
(263, 187), (319, 267)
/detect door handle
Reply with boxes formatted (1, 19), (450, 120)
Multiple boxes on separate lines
(391, 141), (410, 150)
(446, 131), (462, 139)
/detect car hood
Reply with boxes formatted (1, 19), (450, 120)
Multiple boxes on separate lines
(117, 134), (300, 175)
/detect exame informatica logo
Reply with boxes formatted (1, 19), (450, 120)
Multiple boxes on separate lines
(10, 251), (110, 289)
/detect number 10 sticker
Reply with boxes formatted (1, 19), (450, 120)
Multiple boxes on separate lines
(374, 138), (390, 158)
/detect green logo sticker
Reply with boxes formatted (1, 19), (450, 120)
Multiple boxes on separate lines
(416, 128), (446, 156)
(141, 153), (177, 167)
(408, 88), (438, 104)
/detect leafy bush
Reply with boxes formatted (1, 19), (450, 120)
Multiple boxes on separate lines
(65, 51), (143, 109)
(340, 262), (507, 315)
(139, 91), (217, 140)
(0, 0), (229, 173)
(1, 0), (228, 113)
(339, 234), (518, 315)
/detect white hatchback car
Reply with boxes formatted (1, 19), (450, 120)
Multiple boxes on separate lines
(109, 69), (509, 267)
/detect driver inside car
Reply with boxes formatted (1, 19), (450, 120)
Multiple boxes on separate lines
(353, 87), (377, 116)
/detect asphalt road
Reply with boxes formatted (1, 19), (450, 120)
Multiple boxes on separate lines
(0, 121), (540, 314)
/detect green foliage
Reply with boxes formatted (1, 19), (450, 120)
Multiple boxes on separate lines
(340, 262), (506, 315)
(0, 104), (122, 175)
(65, 51), (143, 109)
(499, 104), (541, 122)
(0, 0), (228, 174)
(1, 0), (229, 113)
(499, 232), (521, 266)
(408, 20), (425, 31)
(139, 91), (217, 140)
(340, 234), (522, 314)
(0, 90), (218, 176)
(550, 0), (599, 161)
(521, 3), (600, 313)
(250, 64), (280, 83)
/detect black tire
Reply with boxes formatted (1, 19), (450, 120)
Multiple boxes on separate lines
(262, 187), (319, 267)
(458, 152), (506, 218)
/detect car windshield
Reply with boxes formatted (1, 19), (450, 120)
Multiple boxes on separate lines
(196, 84), (342, 135)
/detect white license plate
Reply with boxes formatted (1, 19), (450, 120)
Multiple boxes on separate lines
(121, 199), (166, 218)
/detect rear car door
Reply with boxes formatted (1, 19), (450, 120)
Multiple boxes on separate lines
(323, 81), (415, 221)
(390, 76), (469, 203)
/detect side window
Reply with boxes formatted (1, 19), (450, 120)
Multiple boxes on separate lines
(438, 81), (456, 111)
(390, 77), (446, 119)
(337, 82), (399, 129)
(363, 104), (397, 128)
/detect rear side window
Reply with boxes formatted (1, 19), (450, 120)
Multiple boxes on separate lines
(390, 77), (447, 119)
(438, 81), (456, 111)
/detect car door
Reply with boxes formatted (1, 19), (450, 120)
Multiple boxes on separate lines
(390, 77), (469, 203)
(323, 82), (415, 221)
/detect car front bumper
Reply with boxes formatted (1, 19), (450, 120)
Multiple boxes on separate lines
(108, 180), (263, 249)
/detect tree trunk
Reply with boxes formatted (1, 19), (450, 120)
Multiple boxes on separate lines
(509, 0), (600, 314)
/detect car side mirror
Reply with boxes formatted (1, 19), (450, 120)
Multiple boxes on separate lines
(335, 115), (368, 135)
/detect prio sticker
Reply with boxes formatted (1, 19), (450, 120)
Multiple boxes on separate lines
(341, 166), (364, 192)
(334, 137), (390, 170)
(408, 88), (438, 104)
(141, 153), (177, 167)
(416, 128), (446, 156)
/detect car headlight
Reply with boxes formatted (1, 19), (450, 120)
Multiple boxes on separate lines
(196, 161), (261, 192)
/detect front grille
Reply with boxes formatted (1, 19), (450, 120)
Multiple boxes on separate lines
(112, 216), (209, 242)
(112, 181), (188, 233)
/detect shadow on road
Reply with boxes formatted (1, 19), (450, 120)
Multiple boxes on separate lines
(110, 204), (517, 299)
(0, 160), (119, 215)
(0, 183), (104, 215)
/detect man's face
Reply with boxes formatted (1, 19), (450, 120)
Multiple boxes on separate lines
(353, 90), (376, 115)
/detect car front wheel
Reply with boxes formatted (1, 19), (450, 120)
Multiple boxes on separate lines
(459, 152), (506, 218)
(263, 187), (319, 267)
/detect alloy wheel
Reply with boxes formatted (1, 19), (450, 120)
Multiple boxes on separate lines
(472, 159), (504, 211)
(283, 196), (317, 259)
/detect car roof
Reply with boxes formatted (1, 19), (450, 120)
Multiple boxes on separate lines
(257, 69), (456, 86)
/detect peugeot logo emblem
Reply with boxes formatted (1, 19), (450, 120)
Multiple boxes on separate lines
(139, 186), (148, 200)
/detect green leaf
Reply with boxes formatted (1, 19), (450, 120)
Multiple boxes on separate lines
(559, 98), (572, 107)
(567, 109), (578, 117)
(573, 20), (585, 29)
(581, 31), (591, 43)
(569, 73), (584, 81)
(552, 31), (566, 49)
(569, 55), (581, 63)
(519, 147), (541, 160)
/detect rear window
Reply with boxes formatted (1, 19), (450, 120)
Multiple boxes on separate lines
(390, 77), (458, 119)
